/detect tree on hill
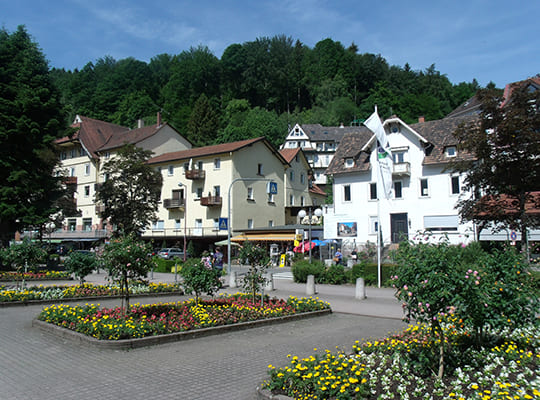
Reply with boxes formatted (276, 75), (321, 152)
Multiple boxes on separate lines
(96, 144), (163, 236)
(0, 25), (69, 245)
(451, 84), (540, 256)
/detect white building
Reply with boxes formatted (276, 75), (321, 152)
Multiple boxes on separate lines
(324, 114), (477, 253)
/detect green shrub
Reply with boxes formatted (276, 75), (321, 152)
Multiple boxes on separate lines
(153, 257), (181, 273)
(348, 263), (397, 286)
(323, 264), (347, 284)
(291, 260), (325, 283)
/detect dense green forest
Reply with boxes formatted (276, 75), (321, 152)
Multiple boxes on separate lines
(50, 35), (484, 148)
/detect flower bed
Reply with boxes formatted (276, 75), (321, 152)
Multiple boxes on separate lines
(0, 282), (183, 303)
(37, 294), (331, 340)
(0, 270), (71, 281)
(263, 320), (540, 400)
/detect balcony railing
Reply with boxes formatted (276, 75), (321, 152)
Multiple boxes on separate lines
(63, 176), (77, 185)
(46, 229), (109, 240)
(163, 198), (185, 209)
(185, 169), (205, 180)
(200, 196), (222, 207)
(392, 162), (411, 176)
(141, 226), (224, 239)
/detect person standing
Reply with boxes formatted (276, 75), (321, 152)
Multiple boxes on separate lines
(213, 247), (224, 273)
(334, 248), (343, 265)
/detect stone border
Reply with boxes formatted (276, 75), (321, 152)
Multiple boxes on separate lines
(33, 309), (332, 350)
(256, 387), (293, 400)
(0, 291), (185, 308)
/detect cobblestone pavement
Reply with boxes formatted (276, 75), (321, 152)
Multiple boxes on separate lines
(0, 293), (405, 400)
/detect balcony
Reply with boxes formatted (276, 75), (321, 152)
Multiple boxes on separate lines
(392, 162), (411, 176)
(95, 204), (106, 215)
(63, 176), (77, 185)
(185, 169), (205, 180)
(163, 198), (185, 209)
(200, 196), (222, 207)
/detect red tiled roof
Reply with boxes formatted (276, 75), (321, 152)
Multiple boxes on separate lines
(475, 192), (540, 218)
(501, 76), (540, 107)
(279, 147), (301, 163)
(309, 184), (326, 196)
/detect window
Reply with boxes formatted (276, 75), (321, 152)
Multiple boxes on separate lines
(67, 219), (76, 231)
(420, 178), (429, 197)
(104, 173), (110, 182)
(168, 165), (174, 176)
(104, 152), (110, 159)
(247, 219), (253, 229)
(394, 181), (403, 199)
(344, 158), (354, 168)
(369, 183), (377, 200)
(174, 219), (181, 230)
(393, 151), (405, 164)
(294, 154), (299, 162)
(289, 194), (294, 206)
(257, 163), (264, 176)
(197, 161), (203, 170)
(79, 147), (85, 156)
(300, 173), (305, 184)
(451, 176), (460, 194)
(183, 162), (189, 172)
(289, 170), (294, 181)
(247, 187), (253, 200)
(61, 151), (67, 160)
(196, 187), (203, 199)
(213, 218), (219, 231)
(82, 218), (92, 231)
(70, 167), (75, 177)
(268, 220), (274, 227)
(152, 220), (164, 230)
(424, 215), (459, 231)
(70, 149), (76, 158)
(214, 158), (220, 169)
(268, 193), (275, 203)
(369, 216), (379, 234)
(343, 185), (351, 202)
(213, 185), (220, 197)
(84, 163), (90, 176)
(300, 196), (305, 206)
(445, 146), (457, 157)
(84, 185), (90, 197)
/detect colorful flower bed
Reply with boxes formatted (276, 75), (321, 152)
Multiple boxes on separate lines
(0, 270), (71, 281)
(0, 282), (183, 303)
(264, 320), (539, 400)
(37, 294), (331, 340)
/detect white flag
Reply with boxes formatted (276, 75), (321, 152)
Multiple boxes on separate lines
(364, 108), (393, 199)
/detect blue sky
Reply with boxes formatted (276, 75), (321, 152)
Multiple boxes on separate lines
(1, 0), (538, 88)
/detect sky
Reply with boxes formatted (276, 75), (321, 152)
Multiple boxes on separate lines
(1, 0), (538, 88)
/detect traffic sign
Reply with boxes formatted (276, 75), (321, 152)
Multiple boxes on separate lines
(510, 231), (517, 241)
(219, 217), (228, 230)
(267, 181), (278, 195)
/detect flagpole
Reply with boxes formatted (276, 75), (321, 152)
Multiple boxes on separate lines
(377, 152), (382, 289)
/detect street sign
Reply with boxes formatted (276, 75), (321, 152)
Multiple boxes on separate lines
(219, 217), (228, 230)
(267, 181), (278, 195)
(510, 231), (517, 241)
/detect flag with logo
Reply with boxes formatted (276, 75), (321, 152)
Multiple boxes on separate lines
(364, 107), (393, 199)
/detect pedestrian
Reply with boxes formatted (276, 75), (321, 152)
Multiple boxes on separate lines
(201, 251), (212, 269)
(351, 248), (358, 263)
(213, 247), (224, 273)
(333, 248), (343, 265)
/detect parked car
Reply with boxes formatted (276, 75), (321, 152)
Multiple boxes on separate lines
(157, 248), (186, 260)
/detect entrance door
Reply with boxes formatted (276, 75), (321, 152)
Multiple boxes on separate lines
(390, 213), (408, 243)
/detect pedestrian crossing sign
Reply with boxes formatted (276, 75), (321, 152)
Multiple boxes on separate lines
(219, 217), (228, 230)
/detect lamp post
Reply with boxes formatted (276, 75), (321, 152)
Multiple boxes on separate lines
(298, 207), (323, 263)
(178, 182), (187, 262)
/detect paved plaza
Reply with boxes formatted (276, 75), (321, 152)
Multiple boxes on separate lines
(0, 271), (406, 400)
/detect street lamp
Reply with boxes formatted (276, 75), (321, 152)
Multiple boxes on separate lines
(298, 207), (323, 263)
(178, 182), (187, 262)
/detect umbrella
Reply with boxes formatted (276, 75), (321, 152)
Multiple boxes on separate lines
(215, 239), (240, 247)
(293, 241), (316, 253)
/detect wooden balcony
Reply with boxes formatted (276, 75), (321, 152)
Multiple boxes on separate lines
(185, 169), (205, 180)
(392, 162), (411, 176)
(163, 198), (185, 209)
(63, 176), (77, 185)
(200, 196), (222, 207)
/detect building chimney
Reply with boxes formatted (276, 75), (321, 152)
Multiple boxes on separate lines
(157, 112), (162, 127)
(418, 116), (425, 123)
(137, 119), (144, 128)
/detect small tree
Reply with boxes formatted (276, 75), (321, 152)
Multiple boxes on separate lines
(238, 241), (270, 302)
(0, 237), (47, 273)
(179, 259), (222, 304)
(64, 251), (99, 284)
(101, 234), (155, 309)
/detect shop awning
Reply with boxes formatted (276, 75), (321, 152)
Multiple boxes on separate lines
(231, 233), (295, 242)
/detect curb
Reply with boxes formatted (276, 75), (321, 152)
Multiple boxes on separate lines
(33, 309), (332, 350)
(256, 387), (293, 400)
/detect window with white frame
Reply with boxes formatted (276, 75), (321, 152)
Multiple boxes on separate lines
(214, 185), (220, 197)
(71, 149), (77, 158)
(214, 158), (220, 169)
(268, 193), (275, 203)
(300, 173), (305, 184)
(168, 165), (174, 176)
(84, 163), (90, 176)
(424, 215), (459, 231)
(213, 218), (219, 231)
(247, 187), (253, 200)
(343, 185), (351, 202)
(420, 178), (429, 197)
(289, 194), (294, 206)
(152, 220), (164, 230)
(67, 219), (76, 231)
(82, 218), (92, 231)
(70, 167), (75, 177)
(394, 181), (403, 199)
(300, 196), (305, 206)
(445, 146), (457, 157)
(451, 176), (460, 194)
(247, 219), (253, 229)
(196, 187), (203, 199)
(369, 183), (377, 200)
(268, 220), (274, 227)
(344, 158), (354, 168)
(79, 147), (85, 156)
(369, 216), (379, 234)
(174, 219), (181, 230)
(393, 151), (406, 164)
(289, 170), (294, 181)
(84, 185), (90, 197)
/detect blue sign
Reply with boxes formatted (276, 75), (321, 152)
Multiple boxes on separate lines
(510, 231), (517, 241)
(219, 217), (228, 231)
(267, 181), (278, 195)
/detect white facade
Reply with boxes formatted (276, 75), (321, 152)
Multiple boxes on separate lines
(324, 116), (476, 251)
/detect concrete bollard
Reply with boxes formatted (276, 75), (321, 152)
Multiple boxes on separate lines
(324, 259), (333, 267)
(306, 274), (316, 296)
(355, 277), (366, 300)
(229, 271), (237, 288)
(264, 273), (274, 291)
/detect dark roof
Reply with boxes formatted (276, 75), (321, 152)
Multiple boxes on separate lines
(300, 124), (362, 142)
(445, 95), (483, 118)
(148, 137), (288, 166)
(501, 76), (540, 107)
(99, 123), (165, 152)
(326, 114), (477, 175)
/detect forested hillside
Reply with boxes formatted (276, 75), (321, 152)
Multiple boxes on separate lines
(50, 35), (484, 147)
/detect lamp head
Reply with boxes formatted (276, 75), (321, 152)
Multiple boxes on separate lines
(314, 208), (323, 217)
(298, 209), (307, 219)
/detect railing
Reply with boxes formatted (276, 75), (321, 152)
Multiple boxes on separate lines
(141, 226), (225, 238)
(163, 198), (185, 209)
(392, 162), (411, 176)
(63, 176), (77, 185)
(200, 196), (222, 207)
(49, 229), (109, 240)
(185, 169), (206, 180)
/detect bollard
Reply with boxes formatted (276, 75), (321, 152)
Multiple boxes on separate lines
(306, 274), (315, 296)
(355, 277), (366, 300)
(229, 271), (237, 288)
(264, 273), (274, 291)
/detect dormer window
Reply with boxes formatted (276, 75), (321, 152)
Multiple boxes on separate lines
(445, 146), (457, 157)
(344, 158), (354, 168)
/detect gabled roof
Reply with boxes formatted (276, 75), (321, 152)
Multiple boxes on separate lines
(445, 94), (483, 118)
(325, 129), (373, 175)
(98, 123), (167, 152)
(148, 137), (289, 166)
(279, 147), (301, 163)
(309, 183), (326, 196)
(294, 124), (360, 142)
(501, 76), (540, 107)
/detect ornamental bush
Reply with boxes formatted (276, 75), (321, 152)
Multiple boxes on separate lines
(64, 251), (99, 284)
(0, 237), (47, 273)
(291, 260), (325, 283)
(179, 258), (221, 304)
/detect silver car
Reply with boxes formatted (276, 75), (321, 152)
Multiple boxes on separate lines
(157, 248), (185, 259)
